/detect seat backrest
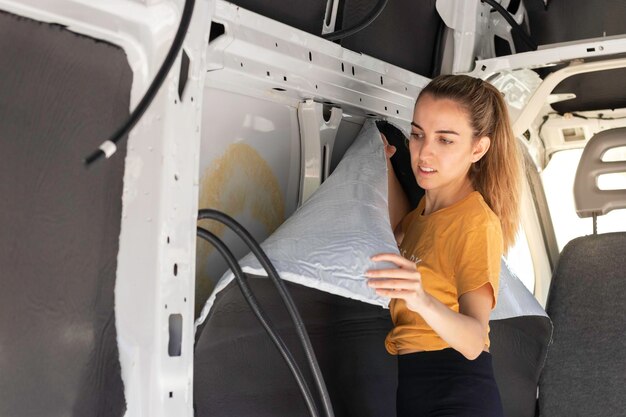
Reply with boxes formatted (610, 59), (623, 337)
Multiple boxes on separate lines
(490, 260), (552, 417)
(538, 128), (626, 416)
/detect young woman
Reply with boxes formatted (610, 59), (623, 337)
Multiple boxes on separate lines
(367, 74), (522, 417)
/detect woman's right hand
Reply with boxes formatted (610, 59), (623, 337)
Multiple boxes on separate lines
(366, 253), (427, 314)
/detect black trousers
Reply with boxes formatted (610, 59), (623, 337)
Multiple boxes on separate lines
(397, 348), (504, 417)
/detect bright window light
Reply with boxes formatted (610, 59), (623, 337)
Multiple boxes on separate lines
(541, 149), (626, 251)
(505, 225), (535, 293)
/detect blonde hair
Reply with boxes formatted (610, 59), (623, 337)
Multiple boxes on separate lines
(418, 74), (523, 252)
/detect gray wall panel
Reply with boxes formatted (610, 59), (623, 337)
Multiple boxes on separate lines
(0, 10), (129, 417)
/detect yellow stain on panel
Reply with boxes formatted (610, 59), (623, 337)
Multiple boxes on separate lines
(195, 143), (285, 315)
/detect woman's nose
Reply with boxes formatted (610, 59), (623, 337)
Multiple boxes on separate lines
(417, 137), (434, 158)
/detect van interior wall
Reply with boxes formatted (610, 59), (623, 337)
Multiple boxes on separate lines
(194, 85), (368, 317)
(196, 0), (428, 319)
(195, 88), (302, 316)
(0, 10), (127, 417)
(338, 0), (441, 78)
(229, 0), (441, 77)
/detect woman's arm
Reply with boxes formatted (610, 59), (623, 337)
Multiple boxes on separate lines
(366, 253), (493, 360)
(411, 284), (493, 360)
(380, 133), (410, 233)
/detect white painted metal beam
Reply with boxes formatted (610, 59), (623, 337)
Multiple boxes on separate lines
(469, 34), (626, 79)
(207, 0), (430, 132)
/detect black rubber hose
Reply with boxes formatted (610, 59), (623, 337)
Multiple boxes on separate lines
(482, 0), (537, 51)
(196, 227), (320, 417)
(322, 0), (388, 42)
(197, 209), (335, 417)
(84, 0), (195, 166)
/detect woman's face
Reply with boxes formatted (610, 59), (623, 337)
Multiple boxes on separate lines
(409, 94), (489, 196)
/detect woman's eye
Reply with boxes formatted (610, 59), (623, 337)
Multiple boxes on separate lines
(439, 137), (453, 144)
(410, 132), (424, 140)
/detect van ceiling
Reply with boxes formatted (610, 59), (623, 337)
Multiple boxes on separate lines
(525, 0), (626, 113)
(526, 0), (626, 46)
(229, 0), (626, 113)
(230, 0), (441, 78)
(550, 67), (626, 113)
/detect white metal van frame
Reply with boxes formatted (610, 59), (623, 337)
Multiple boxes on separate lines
(3, 0), (626, 416)
(467, 35), (626, 305)
(0, 1), (205, 416)
(0, 1), (426, 416)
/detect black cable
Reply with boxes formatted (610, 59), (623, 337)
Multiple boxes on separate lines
(84, 0), (195, 166)
(322, 0), (388, 42)
(197, 209), (335, 417)
(541, 110), (626, 136)
(572, 112), (626, 121)
(481, 0), (537, 51)
(537, 114), (550, 149)
(196, 227), (320, 417)
(537, 111), (626, 148)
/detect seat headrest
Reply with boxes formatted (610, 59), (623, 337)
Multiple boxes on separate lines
(574, 127), (626, 218)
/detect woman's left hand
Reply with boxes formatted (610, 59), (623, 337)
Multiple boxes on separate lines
(380, 133), (397, 159)
(366, 253), (429, 313)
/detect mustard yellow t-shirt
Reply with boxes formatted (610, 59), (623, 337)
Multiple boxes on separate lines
(385, 191), (503, 355)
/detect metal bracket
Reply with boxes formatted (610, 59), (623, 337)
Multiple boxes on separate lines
(436, 0), (528, 73)
(436, 0), (489, 73)
(297, 99), (343, 206)
(488, 0), (529, 57)
(322, 0), (340, 35)
(546, 93), (577, 104)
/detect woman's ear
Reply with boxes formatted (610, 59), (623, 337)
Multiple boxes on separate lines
(471, 136), (491, 163)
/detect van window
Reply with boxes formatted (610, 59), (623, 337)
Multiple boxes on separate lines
(541, 148), (626, 251)
(506, 225), (535, 293)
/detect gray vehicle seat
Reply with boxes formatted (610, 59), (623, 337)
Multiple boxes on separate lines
(538, 127), (626, 416)
(490, 263), (552, 417)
